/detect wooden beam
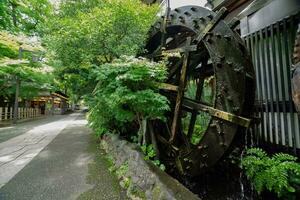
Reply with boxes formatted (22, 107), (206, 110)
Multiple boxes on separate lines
(158, 83), (178, 91)
(182, 98), (251, 128)
(169, 37), (192, 143)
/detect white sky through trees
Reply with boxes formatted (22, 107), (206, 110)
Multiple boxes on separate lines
(169, 0), (207, 8)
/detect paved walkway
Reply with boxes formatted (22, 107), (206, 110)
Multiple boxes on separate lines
(0, 112), (126, 200)
(0, 115), (67, 143)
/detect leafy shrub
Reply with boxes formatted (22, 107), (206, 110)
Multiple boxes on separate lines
(87, 56), (169, 136)
(141, 144), (165, 171)
(141, 144), (156, 160)
(241, 148), (300, 198)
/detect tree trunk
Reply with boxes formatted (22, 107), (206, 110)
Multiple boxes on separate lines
(13, 76), (20, 124)
(10, 1), (18, 27)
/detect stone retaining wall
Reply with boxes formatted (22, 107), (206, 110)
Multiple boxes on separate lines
(100, 135), (201, 200)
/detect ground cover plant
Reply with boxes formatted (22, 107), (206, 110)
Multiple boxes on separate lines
(242, 148), (300, 199)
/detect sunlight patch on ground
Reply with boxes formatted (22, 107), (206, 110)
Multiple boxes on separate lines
(0, 155), (13, 162)
(0, 127), (13, 131)
(0, 113), (81, 188)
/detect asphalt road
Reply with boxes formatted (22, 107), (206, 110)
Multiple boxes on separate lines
(0, 112), (126, 200)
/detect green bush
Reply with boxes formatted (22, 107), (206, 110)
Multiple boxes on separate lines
(141, 144), (165, 171)
(241, 148), (300, 198)
(87, 56), (169, 137)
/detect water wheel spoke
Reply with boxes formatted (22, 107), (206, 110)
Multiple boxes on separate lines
(181, 98), (251, 127)
(169, 37), (192, 143)
(187, 77), (205, 138)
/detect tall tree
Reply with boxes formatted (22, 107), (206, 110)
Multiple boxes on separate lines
(42, 0), (159, 101)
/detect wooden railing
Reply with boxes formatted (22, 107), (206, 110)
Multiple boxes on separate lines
(0, 107), (42, 121)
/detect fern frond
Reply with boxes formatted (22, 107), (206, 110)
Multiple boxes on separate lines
(242, 148), (300, 198)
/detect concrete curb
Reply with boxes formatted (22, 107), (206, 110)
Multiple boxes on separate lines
(100, 135), (201, 200)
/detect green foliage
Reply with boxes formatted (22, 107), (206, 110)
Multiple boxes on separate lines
(42, 0), (159, 100)
(116, 162), (129, 178)
(182, 77), (214, 145)
(141, 144), (156, 160)
(242, 148), (300, 198)
(141, 144), (165, 171)
(88, 56), (169, 136)
(0, 62), (54, 99)
(0, 0), (52, 34)
(0, 43), (18, 59)
(0, 31), (53, 102)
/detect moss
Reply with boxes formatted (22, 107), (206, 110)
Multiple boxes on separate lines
(152, 186), (162, 200)
(105, 154), (117, 173)
(128, 185), (146, 200)
(120, 177), (131, 189)
(116, 162), (129, 177)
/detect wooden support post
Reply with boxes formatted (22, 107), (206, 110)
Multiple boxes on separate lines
(169, 37), (192, 143)
(18, 108), (21, 119)
(0, 107), (2, 121)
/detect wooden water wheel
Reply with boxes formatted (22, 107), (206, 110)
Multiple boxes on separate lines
(144, 6), (255, 177)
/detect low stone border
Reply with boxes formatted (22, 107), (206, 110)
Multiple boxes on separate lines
(100, 135), (201, 200)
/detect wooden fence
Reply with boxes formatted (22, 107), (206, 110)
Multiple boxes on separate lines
(0, 107), (42, 121)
